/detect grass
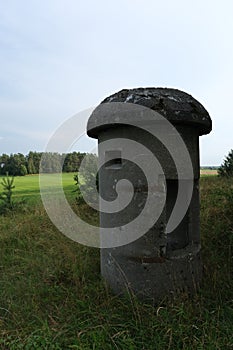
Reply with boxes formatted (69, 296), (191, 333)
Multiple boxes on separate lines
(0, 174), (232, 349)
(0, 170), (217, 202)
(9, 173), (76, 201)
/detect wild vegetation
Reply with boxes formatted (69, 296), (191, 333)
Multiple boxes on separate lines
(0, 173), (232, 349)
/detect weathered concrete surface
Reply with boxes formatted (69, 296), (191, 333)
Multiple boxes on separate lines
(87, 87), (212, 303)
(88, 87), (212, 138)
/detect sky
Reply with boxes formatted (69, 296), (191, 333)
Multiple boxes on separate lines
(0, 0), (233, 165)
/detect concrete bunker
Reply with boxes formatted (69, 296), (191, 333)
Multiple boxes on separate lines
(87, 87), (212, 302)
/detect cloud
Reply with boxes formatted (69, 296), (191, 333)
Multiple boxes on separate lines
(0, 0), (232, 164)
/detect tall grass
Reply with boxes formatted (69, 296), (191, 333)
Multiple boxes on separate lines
(0, 176), (232, 349)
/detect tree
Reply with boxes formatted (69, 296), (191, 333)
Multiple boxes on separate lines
(0, 173), (15, 211)
(63, 152), (86, 172)
(40, 152), (63, 173)
(27, 152), (36, 174)
(74, 153), (98, 205)
(0, 151), (87, 175)
(218, 149), (233, 178)
(31, 152), (42, 173)
(3, 153), (27, 176)
(0, 154), (9, 175)
(19, 164), (28, 176)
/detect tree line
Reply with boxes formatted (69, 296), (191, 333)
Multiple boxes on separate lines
(0, 151), (87, 176)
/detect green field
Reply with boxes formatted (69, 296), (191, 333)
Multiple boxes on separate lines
(8, 173), (76, 200)
(0, 175), (232, 349)
(1, 170), (218, 201)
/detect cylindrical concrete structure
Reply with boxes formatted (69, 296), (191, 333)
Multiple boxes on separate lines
(87, 88), (212, 302)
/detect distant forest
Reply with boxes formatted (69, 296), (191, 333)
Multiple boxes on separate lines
(0, 151), (87, 176)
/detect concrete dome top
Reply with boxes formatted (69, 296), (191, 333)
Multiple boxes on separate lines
(87, 87), (212, 138)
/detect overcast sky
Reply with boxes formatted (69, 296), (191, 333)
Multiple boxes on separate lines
(0, 0), (233, 165)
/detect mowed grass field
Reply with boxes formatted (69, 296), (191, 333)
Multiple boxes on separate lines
(10, 173), (76, 201)
(1, 170), (219, 215)
(0, 173), (232, 349)
(1, 169), (219, 202)
(200, 169), (218, 176)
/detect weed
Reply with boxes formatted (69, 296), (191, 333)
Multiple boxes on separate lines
(0, 175), (232, 349)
